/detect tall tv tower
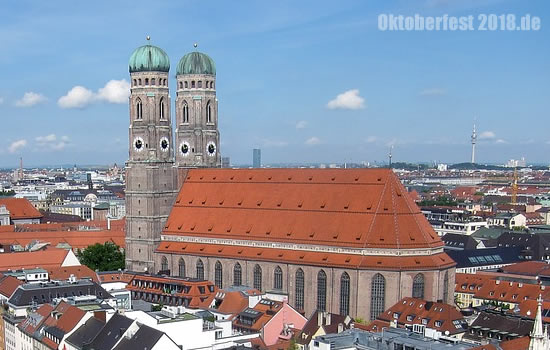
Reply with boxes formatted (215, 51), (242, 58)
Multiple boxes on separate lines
(471, 123), (477, 164)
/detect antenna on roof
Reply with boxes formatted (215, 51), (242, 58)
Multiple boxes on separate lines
(388, 145), (393, 169)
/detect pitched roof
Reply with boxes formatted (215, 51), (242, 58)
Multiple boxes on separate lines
(0, 248), (73, 270)
(86, 313), (134, 350)
(0, 275), (23, 298)
(466, 310), (534, 342)
(204, 288), (260, 315)
(113, 324), (167, 350)
(47, 265), (99, 282)
(377, 297), (467, 335)
(163, 169), (444, 250)
(0, 198), (42, 219)
(65, 316), (106, 348)
(446, 247), (522, 269)
(499, 261), (550, 277)
(296, 311), (352, 345)
(0, 229), (125, 250)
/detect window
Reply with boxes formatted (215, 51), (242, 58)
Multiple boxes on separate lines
(234, 263), (242, 286)
(159, 97), (165, 119)
(253, 264), (262, 291)
(340, 272), (350, 316)
(412, 274), (425, 299)
(185, 81), (188, 88)
(136, 98), (143, 119)
(206, 101), (212, 123)
(371, 273), (386, 320)
(161, 256), (168, 272)
(133, 79), (137, 86)
(151, 78), (155, 86)
(183, 102), (189, 123)
(215, 261), (223, 288)
(317, 270), (327, 311)
(274, 266), (283, 290)
(178, 258), (185, 278)
(296, 268), (304, 310)
(443, 271), (449, 302)
(196, 259), (204, 280)
(138, 78), (142, 86)
(198, 81), (202, 88)
(145, 78), (149, 85)
(191, 81), (195, 88)
(179, 81), (183, 89)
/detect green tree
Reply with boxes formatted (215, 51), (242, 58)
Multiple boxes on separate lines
(77, 242), (125, 271)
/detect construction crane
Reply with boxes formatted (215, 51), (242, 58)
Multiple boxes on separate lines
(511, 168), (518, 204)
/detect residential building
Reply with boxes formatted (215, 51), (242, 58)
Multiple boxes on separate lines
(0, 198), (42, 225)
(446, 247), (522, 273)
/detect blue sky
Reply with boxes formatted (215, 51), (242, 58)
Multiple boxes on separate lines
(1, 0), (548, 167)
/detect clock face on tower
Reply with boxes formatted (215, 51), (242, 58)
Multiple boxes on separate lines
(160, 137), (169, 152)
(134, 137), (144, 152)
(180, 141), (190, 157)
(207, 141), (216, 157)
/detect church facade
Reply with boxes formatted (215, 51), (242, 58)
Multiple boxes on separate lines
(125, 42), (456, 321)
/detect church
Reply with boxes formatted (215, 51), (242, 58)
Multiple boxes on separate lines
(124, 40), (456, 321)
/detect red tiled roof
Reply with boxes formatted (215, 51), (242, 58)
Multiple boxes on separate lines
(202, 288), (261, 315)
(516, 299), (550, 322)
(0, 198), (42, 219)
(0, 229), (124, 249)
(499, 335), (530, 350)
(0, 248), (72, 270)
(378, 297), (466, 335)
(0, 275), (23, 298)
(162, 169), (444, 250)
(499, 261), (550, 277)
(473, 279), (550, 304)
(98, 271), (135, 283)
(157, 241), (454, 270)
(48, 265), (99, 282)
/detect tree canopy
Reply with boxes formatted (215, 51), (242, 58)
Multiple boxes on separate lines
(77, 242), (125, 271)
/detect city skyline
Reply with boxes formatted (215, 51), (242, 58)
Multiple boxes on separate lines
(1, 0), (549, 167)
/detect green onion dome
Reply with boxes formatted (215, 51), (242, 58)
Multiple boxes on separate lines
(129, 44), (170, 73)
(177, 51), (216, 75)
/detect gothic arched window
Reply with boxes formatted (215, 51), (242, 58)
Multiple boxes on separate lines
(234, 263), (242, 286)
(340, 272), (350, 316)
(274, 266), (283, 290)
(136, 98), (143, 120)
(370, 273), (386, 320)
(159, 97), (165, 120)
(215, 261), (223, 288)
(138, 78), (142, 86)
(178, 258), (185, 278)
(317, 270), (327, 312)
(206, 101), (212, 123)
(443, 271), (449, 302)
(183, 102), (189, 123)
(253, 265), (262, 291)
(196, 259), (204, 280)
(295, 269), (305, 310)
(160, 256), (168, 272)
(412, 273), (425, 299)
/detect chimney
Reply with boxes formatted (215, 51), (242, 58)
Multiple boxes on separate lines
(94, 310), (106, 322)
(317, 312), (323, 326)
(326, 312), (331, 326)
(107, 217), (111, 230)
(338, 323), (344, 333)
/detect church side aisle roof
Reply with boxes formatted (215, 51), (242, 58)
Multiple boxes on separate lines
(161, 169), (445, 252)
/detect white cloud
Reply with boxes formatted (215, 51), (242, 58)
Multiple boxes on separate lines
(419, 88), (446, 96)
(8, 139), (27, 153)
(365, 136), (377, 143)
(58, 86), (95, 109)
(15, 92), (47, 107)
(261, 139), (288, 147)
(305, 137), (321, 145)
(495, 139), (507, 144)
(35, 134), (69, 151)
(295, 120), (307, 129)
(327, 89), (365, 110)
(96, 79), (130, 103)
(479, 131), (496, 140)
(58, 79), (130, 109)
(0, 97), (4, 104)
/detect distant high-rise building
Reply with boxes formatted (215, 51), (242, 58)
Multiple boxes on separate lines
(253, 149), (261, 168)
(221, 157), (230, 168)
(471, 123), (477, 163)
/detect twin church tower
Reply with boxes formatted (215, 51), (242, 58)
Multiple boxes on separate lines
(125, 39), (220, 272)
